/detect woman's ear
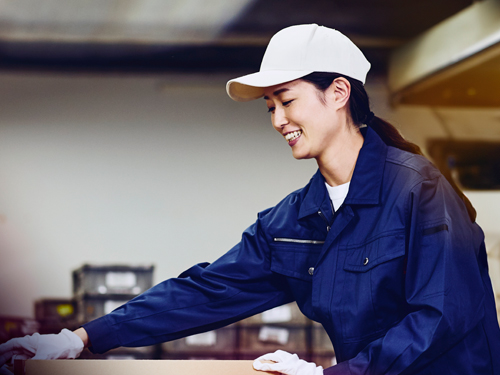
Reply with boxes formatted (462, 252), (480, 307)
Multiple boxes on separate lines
(325, 77), (351, 109)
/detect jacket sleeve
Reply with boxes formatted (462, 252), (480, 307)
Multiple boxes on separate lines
(325, 175), (487, 375)
(83, 212), (294, 354)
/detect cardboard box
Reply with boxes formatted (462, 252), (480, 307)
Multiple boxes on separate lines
(18, 359), (271, 375)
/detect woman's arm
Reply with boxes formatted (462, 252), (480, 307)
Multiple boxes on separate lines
(82, 214), (294, 354)
(73, 328), (90, 348)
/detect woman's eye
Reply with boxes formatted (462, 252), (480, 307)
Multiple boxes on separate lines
(267, 100), (292, 113)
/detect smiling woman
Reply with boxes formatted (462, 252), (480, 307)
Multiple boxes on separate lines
(262, 78), (364, 186)
(1, 24), (500, 375)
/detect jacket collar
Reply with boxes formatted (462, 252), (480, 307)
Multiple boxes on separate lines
(298, 126), (388, 220)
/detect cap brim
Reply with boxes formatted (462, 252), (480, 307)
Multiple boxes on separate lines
(226, 70), (314, 102)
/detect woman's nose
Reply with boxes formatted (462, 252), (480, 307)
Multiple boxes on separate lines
(272, 107), (288, 130)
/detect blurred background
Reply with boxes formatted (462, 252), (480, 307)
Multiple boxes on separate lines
(1, 0), (500, 362)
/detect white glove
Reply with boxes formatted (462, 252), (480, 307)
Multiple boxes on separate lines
(0, 329), (84, 367)
(253, 350), (323, 375)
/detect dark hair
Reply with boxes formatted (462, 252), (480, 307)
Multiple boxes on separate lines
(301, 72), (477, 222)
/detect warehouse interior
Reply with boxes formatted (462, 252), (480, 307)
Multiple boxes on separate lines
(1, 0), (500, 363)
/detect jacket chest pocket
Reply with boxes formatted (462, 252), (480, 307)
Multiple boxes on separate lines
(339, 231), (406, 343)
(270, 239), (323, 282)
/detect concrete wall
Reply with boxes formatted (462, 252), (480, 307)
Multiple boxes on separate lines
(0, 72), (499, 318)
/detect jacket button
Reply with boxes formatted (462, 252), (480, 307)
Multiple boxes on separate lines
(363, 257), (369, 266)
(308, 267), (314, 276)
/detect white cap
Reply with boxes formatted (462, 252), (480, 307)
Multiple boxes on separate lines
(226, 24), (371, 102)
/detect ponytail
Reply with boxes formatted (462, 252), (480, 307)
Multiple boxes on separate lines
(301, 72), (477, 222)
(368, 116), (423, 156)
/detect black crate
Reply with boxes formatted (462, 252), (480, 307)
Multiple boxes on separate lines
(74, 294), (135, 324)
(35, 298), (76, 325)
(0, 316), (39, 344)
(239, 302), (311, 327)
(73, 264), (154, 296)
(161, 326), (238, 356)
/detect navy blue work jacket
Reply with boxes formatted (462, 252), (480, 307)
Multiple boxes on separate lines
(84, 127), (500, 374)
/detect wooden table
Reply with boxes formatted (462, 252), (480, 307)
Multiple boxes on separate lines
(14, 359), (272, 375)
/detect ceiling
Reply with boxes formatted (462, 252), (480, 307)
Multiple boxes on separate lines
(0, 0), (475, 76)
(388, 0), (500, 107)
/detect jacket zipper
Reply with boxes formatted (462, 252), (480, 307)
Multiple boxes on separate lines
(273, 238), (325, 245)
(317, 210), (331, 232)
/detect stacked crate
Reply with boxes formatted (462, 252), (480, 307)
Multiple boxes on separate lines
(311, 321), (337, 368)
(35, 298), (77, 334)
(161, 324), (239, 360)
(72, 264), (157, 359)
(238, 302), (311, 361)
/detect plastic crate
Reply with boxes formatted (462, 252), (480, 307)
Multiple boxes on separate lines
(74, 294), (135, 324)
(238, 325), (308, 354)
(35, 298), (76, 324)
(239, 302), (311, 327)
(162, 326), (237, 355)
(72, 264), (154, 296)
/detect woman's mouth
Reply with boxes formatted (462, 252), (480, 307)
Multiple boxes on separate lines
(285, 130), (302, 144)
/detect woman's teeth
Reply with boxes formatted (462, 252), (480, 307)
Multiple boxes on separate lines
(285, 130), (302, 142)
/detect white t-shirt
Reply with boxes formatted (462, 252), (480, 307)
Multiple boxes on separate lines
(325, 181), (350, 212)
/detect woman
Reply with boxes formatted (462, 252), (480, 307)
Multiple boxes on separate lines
(2, 24), (500, 375)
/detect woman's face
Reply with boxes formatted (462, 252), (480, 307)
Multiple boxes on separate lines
(263, 79), (348, 161)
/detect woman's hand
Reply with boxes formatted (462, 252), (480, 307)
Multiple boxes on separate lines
(253, 350), (324, 375)
(0, 329), (84, 368)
